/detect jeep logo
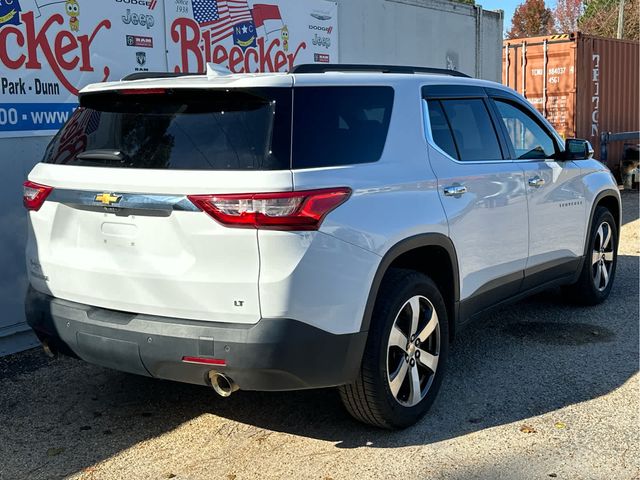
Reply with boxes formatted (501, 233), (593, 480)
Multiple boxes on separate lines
(122, 8), (154, 29)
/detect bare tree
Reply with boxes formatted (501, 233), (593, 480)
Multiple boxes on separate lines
(580, 0), (639, 41)
(554, 0), (583, 33)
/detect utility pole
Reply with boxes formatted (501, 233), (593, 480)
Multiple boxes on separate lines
(617, 0), (625, 39)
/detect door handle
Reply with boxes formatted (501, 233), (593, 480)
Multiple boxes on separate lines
(443, 185), (468, 197)
(528, 176), (546, 188)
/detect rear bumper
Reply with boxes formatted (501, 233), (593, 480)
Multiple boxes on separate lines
(25, 287), (367, 391)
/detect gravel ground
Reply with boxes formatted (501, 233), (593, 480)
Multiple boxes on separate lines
(1, 192), (638, 480)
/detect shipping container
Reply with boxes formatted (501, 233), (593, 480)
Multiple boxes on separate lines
(503, 32), (640, 172)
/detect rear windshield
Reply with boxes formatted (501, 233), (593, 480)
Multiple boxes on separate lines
(44, 86), (394, 170)
(44, 88), (292, 170)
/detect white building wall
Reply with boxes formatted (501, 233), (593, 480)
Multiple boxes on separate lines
(337, 0), (503, 81)
(0, 137), (51, 354)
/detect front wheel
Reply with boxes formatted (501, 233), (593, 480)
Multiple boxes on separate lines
(564, 206), (618, 305)
(339, 269), (449, 429)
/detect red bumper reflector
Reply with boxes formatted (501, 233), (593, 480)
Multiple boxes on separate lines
(182, 356), (226, 366)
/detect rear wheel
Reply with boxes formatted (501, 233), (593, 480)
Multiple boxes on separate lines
(564, 207), (618, 305)
(339, 269), (449, 429)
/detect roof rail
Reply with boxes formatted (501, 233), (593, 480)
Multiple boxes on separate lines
(121, 72), (203, 81)
(290, 64), (471, 78)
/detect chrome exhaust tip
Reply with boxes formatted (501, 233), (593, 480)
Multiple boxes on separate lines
(209, 371), (239, 397)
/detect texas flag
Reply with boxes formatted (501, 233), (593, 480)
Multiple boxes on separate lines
(251, 3), (283, 36)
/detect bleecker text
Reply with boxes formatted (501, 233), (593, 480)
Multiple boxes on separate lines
(0, 12), (111, 95)
(171, 17), (306, 73)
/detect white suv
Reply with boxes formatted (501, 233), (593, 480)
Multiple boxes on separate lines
(24, 64), (620, 429)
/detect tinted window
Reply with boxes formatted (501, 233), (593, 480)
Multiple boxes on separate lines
(427, 100), (458, 159)
(292, 87), (394, 169)
(44, 88), (292, 170)
(494, 99), (557, 159)
(440, 99), (503, 161)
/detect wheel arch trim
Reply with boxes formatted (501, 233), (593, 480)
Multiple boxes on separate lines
(584, 189), (621, 257)
(359, 233), (460, 334)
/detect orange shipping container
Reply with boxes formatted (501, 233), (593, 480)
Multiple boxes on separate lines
(503, 32), (639, 171)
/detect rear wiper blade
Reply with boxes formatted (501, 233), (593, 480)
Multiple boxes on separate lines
(76, 150), (125, 163)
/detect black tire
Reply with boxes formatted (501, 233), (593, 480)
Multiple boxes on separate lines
(339, 269), (449, 429)
(564, 206), (618, 305)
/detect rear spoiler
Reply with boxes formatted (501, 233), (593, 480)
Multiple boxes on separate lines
(121, 72), (203, 81)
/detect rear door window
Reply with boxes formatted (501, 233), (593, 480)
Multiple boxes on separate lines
(291, 86), (394, 169)
(44, 88), (292, 170)
(436, 98), (504, 161)
(427, 100), (459, 160)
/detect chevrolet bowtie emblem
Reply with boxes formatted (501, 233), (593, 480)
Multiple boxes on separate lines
(95, 193), (122, 206)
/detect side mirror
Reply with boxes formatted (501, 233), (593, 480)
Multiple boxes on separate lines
(564, 139), (594, 160)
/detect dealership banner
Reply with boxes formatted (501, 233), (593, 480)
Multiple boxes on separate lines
(0, 0), (337, 138)
(165, 0), (338, 74)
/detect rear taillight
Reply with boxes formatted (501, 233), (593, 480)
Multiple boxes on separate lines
(23, 181), (53, 211)
(188, 187), (352, 231)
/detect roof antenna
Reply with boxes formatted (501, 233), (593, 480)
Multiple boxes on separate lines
(206, 63), (232, 77)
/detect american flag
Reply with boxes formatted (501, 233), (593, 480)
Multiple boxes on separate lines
(192, 0), (254, 44)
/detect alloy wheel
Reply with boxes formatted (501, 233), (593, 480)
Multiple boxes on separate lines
(592, 221), (615, 292)
(386, 295), (440, 407)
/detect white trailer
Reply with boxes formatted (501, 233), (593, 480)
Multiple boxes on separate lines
(338, 0), (503, 81)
